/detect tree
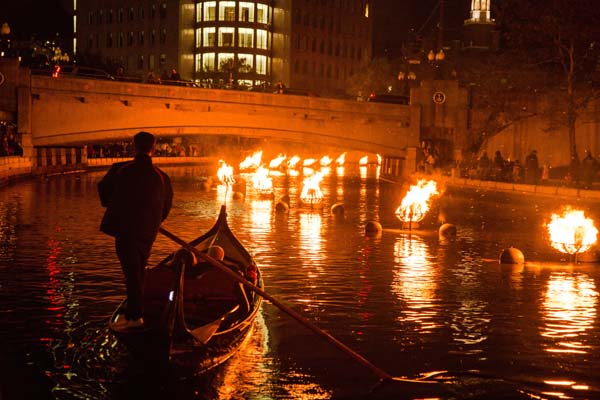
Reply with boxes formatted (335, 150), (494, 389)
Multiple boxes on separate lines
(494, 0), (600, 160)
(344, 57), (398, 98)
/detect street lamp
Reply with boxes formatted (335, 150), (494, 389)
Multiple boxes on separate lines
(427, 49), (445, 79)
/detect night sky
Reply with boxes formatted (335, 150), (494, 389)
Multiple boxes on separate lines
(1, 0), (471, 56)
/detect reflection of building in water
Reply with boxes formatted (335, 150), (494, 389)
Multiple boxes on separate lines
(392, 235), (439, 333)
(542, 272), (598, 354)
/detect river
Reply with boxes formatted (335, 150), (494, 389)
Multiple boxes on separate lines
(1, 164), (599, 399)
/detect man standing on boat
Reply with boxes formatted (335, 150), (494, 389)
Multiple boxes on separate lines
(98, 131), (173, 330)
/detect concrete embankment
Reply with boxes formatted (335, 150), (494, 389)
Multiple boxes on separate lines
(409, 172), (600, 203)
(0, 155), (215, 188)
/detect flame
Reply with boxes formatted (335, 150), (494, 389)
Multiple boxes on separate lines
(240, 150), (263, 171)
(268, 154), (286, 169)
(300, 172), (324, 205)
(359, 155), (368, 165)
(395, 180), (439, 223)
(217, 160), (235, 185)
(336, 152), (346, 166)
(320, 155), (333, 167)
(287, 155), (301, 169)
(376, 154), (382, 165)
(251, 166), (273, 194)
(303, 158), (317, 167)
(547, 209), (598, 255)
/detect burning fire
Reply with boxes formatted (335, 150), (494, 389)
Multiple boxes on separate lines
(303, 158), (317, 167)
(547, 209), (598, 255)
(359, 155), (368, 165)
(252, 166), (273, 194)
(240, 150), (263, 171)
(395, 180), (439, 223)
(217, 160), (235, 185)
(336, 153), (346, 166)
(300, 172), (324, 205)
(269, 154), (287, 169)
(287, 155), (301, 169)
(320, 155), (333, 167)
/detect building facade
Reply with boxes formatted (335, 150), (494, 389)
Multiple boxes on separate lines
(73, 0), (372, 95)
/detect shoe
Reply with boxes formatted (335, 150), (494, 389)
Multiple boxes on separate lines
(112, 314), (145, 331)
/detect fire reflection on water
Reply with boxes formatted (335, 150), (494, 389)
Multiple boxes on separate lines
(542, 272), (598, 354)
(392, 235), (440, 332)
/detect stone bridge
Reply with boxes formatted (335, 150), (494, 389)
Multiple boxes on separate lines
(1, 60), (433, 178)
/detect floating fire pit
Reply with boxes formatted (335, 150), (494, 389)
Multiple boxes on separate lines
(395, 179), (439, 230)
(300, 171), (324, 207)
(547, 208), (598, 262)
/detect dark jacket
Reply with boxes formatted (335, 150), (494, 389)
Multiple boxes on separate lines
(98, 154), (173, 242)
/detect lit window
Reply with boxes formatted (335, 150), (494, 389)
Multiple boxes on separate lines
(256, 29), (267, 49)
(256, 55), (267, 74)
(195, 54), (202, 72)
(256, 4), (268, 24)
(203, 27), (215, 46)
(218, 53), (234, 71)
(203, 2), (216, 21)
(239, 28), (254, 48)
(202, 53), (215, 71)
(238, 53), (253, 72)
(239, 2), (254, 22)
(219, 2), (235, 21)
(196, 28), (202, 46)
(218, 27), (234, 47)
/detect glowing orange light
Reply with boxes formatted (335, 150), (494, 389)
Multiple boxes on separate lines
(359, 155), (368, 165)
(287, 155), (301, 169)
(336, 152), (346, 166)
(303, 158), (317, 167)
(217, 160), (235, 185)
(300, 172), (324, 205)
(240, 150), (263, 171)
(395, 179), (439, 223)
(319, 155), (332, 167)
(268, 154), (286, 169)
(251, 166), (273, 194)
(547, 209), (598, 255)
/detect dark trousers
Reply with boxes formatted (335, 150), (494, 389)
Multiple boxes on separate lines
(115, 235), (153, 320)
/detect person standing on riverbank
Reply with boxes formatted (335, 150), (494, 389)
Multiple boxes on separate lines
(98, 131), (173, 330)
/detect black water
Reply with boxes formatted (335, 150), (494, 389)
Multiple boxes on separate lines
(1, 165), (600, 399)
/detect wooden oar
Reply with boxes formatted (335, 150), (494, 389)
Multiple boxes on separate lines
(159, 226), (442, 386)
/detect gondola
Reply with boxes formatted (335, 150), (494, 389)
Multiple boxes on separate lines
(108, 205), (263, 374)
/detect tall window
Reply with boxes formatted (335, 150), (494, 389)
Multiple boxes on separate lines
(160, 28), (167, 44)
(139, 31), (145, 46)
(256, 55), (267, 74)
(203, 2), (216, 21)
(196, 28), (202, 47)
(128, 31), (134, 46)
(239, 28), (254, 48)
(238, 53), (253, 72)
(219, 2), (235, 21)
(256, 29), (267, 49)
(218, 53), (234, 71)
(239, 2), (254, 22)
(218, 27), (234, 47)
(202, 53), (215, 71)
(203, 27), (216, 46)
(256, 4), (268, 24)
(118, 32), (124, 47)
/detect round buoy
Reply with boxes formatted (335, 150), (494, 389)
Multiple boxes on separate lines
(499, 247), (525, 264)
(330, 203), (345, 218)
(232, 192), (244, 200)
(365, 220), (382, 235)
(438, 223), (457, 240)
(275, 201), (289, 213)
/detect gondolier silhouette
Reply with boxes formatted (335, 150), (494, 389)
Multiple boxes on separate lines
(98, 131), (173, 330)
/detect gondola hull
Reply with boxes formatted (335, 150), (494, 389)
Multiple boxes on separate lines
(109, 205), (263, 374)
